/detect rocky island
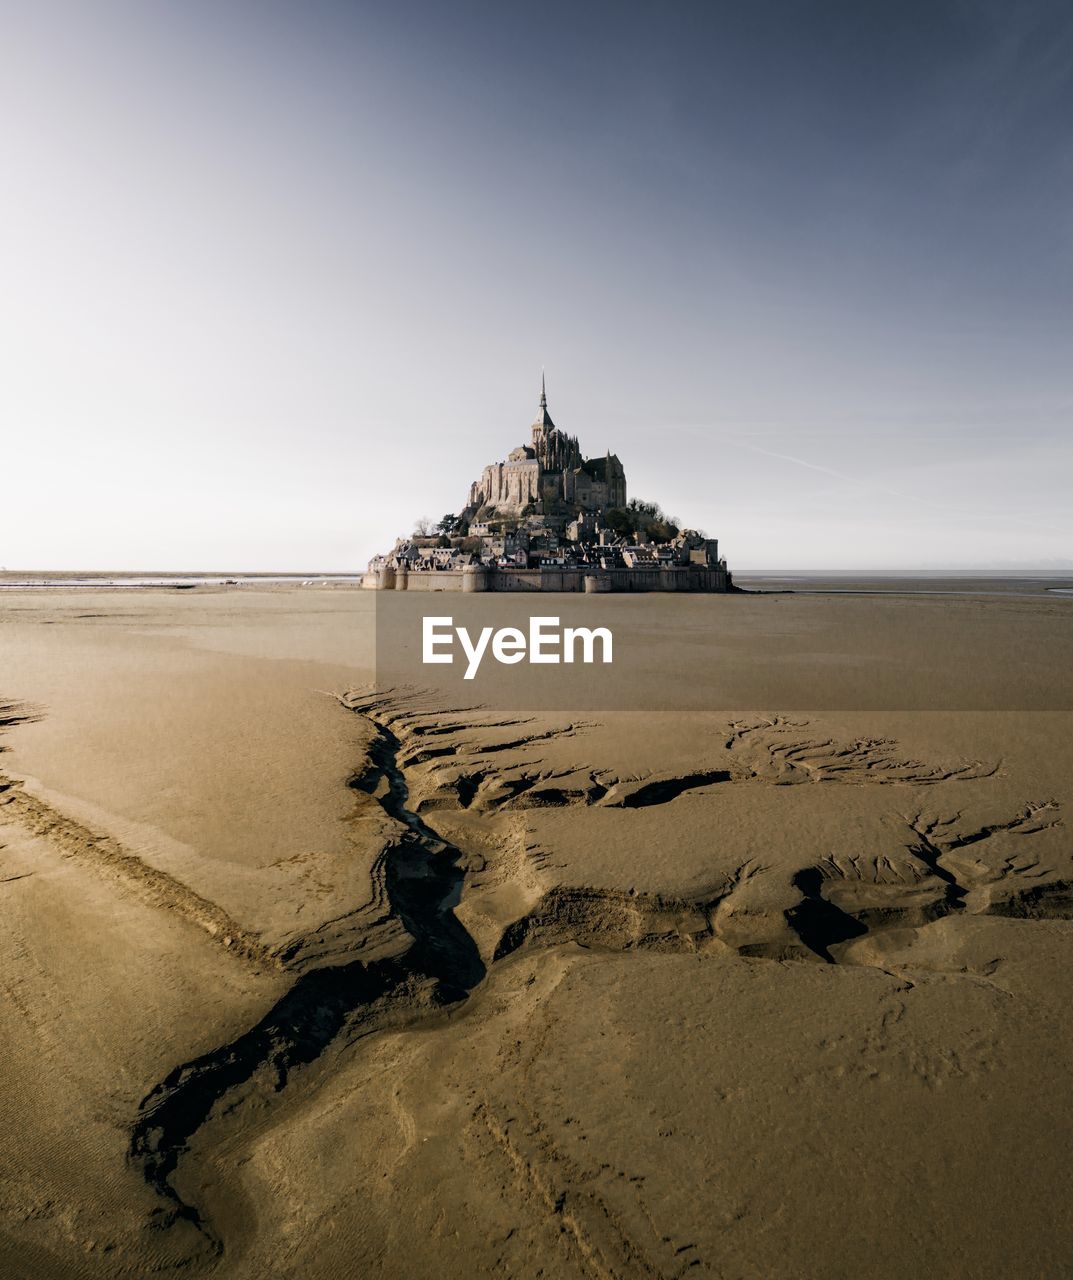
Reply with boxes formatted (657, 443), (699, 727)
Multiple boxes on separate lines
(364, 379), (731, 592)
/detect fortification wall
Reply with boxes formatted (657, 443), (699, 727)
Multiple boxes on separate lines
(364, 565), (729, 592)
(490, 568), (581, 592)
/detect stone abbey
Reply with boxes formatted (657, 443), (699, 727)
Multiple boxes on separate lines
(364, 379), (732, 593)
(468, 378), (627, 516)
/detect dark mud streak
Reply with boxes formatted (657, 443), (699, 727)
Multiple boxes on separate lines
(127, 713), (486, 1245)
(904, 815), (970, 914)
(785, 868), (868, 963)
(0, 701), (41, 741)
(611, 771), (732, 808)
(944, 803), (1062, 851)
(988, 880), (1073, 920)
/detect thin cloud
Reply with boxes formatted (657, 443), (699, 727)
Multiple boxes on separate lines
(692, 432), (1070, 541)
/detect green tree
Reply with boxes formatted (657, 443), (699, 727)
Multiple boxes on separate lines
(603, 499), (679, 542)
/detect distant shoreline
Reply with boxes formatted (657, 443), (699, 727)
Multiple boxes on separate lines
(1, 570), (1072, 597)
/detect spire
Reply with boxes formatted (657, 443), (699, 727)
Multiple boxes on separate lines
(532, 368), (555, 433)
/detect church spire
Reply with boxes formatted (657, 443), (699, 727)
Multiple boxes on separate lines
(532, 368), (555, 435)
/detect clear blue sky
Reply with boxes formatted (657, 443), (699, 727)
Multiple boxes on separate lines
(2, 0), (1071, 568)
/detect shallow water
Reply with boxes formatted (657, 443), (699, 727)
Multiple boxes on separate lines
(735, 571), (1073, 597)
(0, 574), (363, 589)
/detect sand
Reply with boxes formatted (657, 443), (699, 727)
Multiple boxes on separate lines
(1, 586), (1071, 1278)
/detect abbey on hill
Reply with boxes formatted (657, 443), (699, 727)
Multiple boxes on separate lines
(364, 379), (732, 593)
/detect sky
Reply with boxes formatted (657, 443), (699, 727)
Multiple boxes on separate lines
(1, 0), (1071, 570)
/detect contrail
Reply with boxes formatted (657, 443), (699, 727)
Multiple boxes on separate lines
(668, 425), (1070, 539)
(729, 441), (872, 489)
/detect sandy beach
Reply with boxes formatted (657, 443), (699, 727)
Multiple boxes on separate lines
(1, 584), (1072, 1278)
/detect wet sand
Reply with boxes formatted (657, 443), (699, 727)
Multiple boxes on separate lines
(1, 587), (1071, 1278)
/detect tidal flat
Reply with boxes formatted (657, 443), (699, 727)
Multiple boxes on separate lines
(1, 586), (1071, 1278)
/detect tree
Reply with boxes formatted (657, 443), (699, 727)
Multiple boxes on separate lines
(414, 516), (434, 537)
(603, 507), (633, 536)
(603, 498), (680, 543)
(436, 513), (459, 536)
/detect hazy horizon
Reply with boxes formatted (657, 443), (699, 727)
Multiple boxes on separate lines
(4, 565), (1073, 577)
(3, 1), (1071, 571)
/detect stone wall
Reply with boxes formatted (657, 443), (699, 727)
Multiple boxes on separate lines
(363, 565), (729, 593)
